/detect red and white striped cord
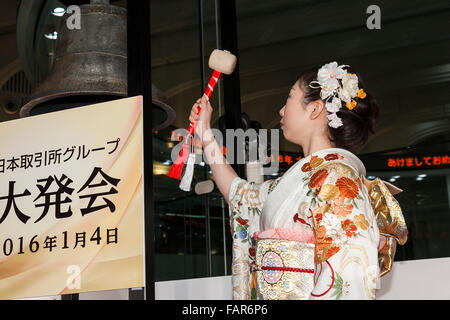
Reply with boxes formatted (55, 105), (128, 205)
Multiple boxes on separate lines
(251, 262), (314, 273)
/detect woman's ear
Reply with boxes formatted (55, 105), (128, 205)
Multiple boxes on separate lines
(308, 100), (325, 120)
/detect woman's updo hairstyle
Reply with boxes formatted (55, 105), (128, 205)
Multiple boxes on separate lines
(297, 65), (379, 153)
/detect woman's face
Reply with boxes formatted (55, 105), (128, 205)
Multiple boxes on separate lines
(279, 81), (313, 145)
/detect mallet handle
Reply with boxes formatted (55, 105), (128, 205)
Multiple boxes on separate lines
(186, 70), (221, 137)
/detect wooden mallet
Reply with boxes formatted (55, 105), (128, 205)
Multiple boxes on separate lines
(168, 49), (237, 181)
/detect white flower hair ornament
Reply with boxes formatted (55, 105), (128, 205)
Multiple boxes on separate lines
(309, 61), (367, 128)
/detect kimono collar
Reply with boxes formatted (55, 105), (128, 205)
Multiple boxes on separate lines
(304, 147), (367, 177)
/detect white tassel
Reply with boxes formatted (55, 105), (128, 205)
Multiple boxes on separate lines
(179, 153), (196, 192)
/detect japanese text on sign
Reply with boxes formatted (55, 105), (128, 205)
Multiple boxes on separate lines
(0, 138), (120, 173)
(0, 167), (121, 225)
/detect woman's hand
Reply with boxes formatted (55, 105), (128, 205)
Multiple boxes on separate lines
(188, 95), (238, 204)
(189, 95), (213, 143)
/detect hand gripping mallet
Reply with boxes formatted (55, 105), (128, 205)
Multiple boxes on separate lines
(168, 49), (237, 186)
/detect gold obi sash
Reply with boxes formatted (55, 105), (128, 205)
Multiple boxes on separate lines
(254, 239), (315, 300)
(361, 176), (408, 277)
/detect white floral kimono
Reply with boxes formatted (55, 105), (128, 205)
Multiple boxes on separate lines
(228, 147), (407, 300)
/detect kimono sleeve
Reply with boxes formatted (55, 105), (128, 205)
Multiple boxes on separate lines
(306, 162), (380, 300)
(228, 176), (278, 300)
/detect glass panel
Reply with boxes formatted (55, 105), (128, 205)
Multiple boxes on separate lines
(154, 189), (231, 280)
(151, 0), (231, 281)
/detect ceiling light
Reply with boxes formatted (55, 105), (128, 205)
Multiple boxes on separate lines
(51, 7), (66, 17)
(44, 31), (58, 40)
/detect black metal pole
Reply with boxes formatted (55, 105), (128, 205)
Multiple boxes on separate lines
(198, 0), (212, 278)
(205, 193), (212, 276)
(198, 0), (213, 278)
(198, 0), (206, 93)
(127, 0), (155, 300)
(60, 293), (78, 300)
(219, 0), (245, 178)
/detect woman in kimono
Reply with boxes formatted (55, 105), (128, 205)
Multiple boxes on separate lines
(189, 61), (407, 300)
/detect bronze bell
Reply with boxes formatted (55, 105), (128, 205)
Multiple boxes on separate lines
(20, 0), (175, 131)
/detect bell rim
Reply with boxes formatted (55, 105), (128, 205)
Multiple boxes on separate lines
(150, 98), (177, 131)
(20, 91), (176, 131)
(20, 91), (126, 118)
